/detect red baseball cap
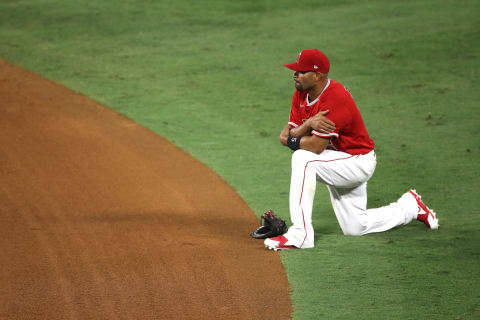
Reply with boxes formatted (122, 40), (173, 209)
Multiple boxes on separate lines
(285, 49), (330, 73)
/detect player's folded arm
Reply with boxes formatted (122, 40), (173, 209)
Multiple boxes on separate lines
(280, 122), (310, 146)
(299, 135), (330, 154)
(280, 124), (291, 146)
(289, 119), (315, 138)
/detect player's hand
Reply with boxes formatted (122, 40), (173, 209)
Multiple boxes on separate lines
(310, 110), (335, 134)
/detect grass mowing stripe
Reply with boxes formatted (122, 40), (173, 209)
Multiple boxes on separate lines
(1, 0), (479, 319)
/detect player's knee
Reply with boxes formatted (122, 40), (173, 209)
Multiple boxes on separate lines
(291, 149), (309, 168)
(342, 226), (365, 236)
(343, 230), (363, 236)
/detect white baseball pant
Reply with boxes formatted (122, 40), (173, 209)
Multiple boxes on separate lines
(284, 149), (418, 248)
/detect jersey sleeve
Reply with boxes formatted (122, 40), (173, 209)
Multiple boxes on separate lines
(288, 92), (302, 128)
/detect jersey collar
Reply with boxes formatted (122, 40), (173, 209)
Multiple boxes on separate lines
(306, 78), (330, 106)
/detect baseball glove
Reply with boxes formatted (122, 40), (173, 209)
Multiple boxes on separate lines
(250, 210), (287, 239)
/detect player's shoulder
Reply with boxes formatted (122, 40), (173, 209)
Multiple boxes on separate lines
(327, 79), (349, 94)
(325, 79), (354, 102)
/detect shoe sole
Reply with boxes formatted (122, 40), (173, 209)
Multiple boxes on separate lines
(265, 245), (297, 251)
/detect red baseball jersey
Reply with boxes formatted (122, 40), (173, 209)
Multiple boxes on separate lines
(288, 79), (374, 155)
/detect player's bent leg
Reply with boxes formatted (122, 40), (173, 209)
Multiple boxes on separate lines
(286, 149), (379, 245)
(328, 186), (439, 236)
(286, 149), (364, 247)
(287, 149), (374, 245)
(326, 183), (415, 236)
(353, 190), (421, 235)
(284, 150), (336, 248)
(362, 190), (441, 234)
(285, 150), (319, 248)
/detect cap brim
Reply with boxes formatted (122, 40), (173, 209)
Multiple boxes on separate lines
(285, 62), (310, 72)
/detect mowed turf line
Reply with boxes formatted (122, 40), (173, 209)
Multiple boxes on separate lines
(1, 0), (479, 319)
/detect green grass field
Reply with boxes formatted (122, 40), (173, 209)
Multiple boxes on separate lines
(1, 0), (479, 319)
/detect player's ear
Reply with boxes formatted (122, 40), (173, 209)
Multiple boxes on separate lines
(316, 72), (327, 81)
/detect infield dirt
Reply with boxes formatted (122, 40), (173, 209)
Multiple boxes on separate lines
(0, 59), (291, 319)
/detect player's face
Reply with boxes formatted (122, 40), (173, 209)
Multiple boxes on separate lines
(293, 71), (315, 91)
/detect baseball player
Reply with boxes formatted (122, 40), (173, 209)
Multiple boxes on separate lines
(264, 49), (439, 251)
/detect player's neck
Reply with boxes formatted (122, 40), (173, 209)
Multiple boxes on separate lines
(308, 78), (329, 101)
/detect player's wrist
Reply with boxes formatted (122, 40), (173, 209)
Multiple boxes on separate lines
(305, 117), (313, 128)
(287, 136), (302, 151)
